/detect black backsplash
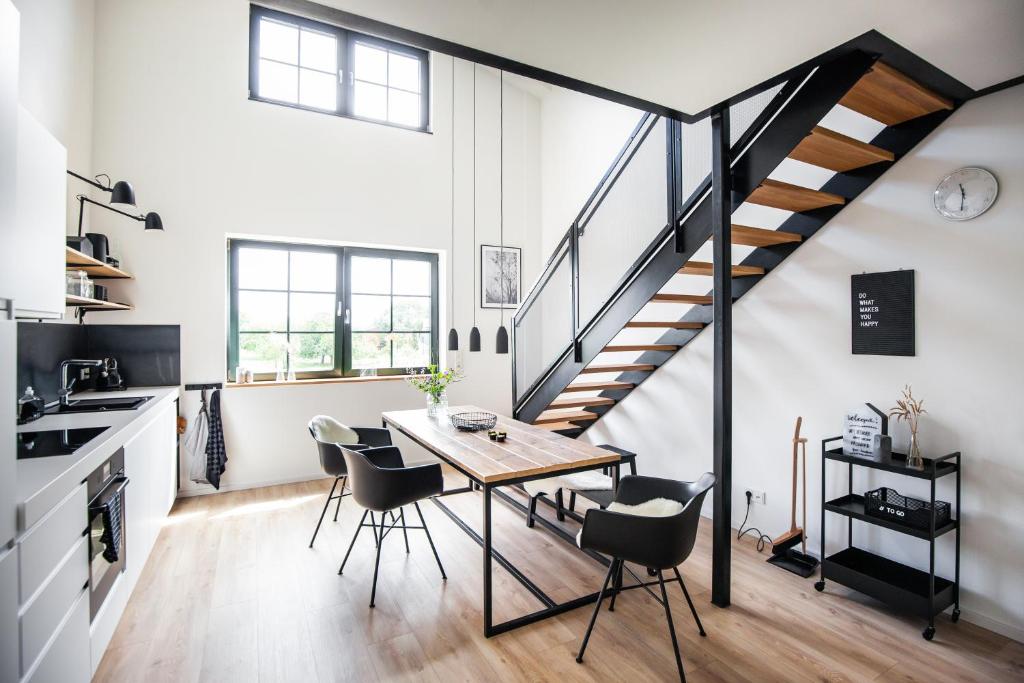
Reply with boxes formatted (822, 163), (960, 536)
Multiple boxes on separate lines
(17, 323), (181, 404)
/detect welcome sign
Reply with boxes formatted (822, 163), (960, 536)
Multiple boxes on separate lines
(843, 404), (888, 457)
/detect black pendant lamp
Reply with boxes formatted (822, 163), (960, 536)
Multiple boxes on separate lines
(447, 56), (459, 351)
(495, 70), (509, 354)
(468, 63), (481, 352)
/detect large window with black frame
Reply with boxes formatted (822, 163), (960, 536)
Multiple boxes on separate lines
(249, 5), (430, 131)
(227, 240), (438, 381)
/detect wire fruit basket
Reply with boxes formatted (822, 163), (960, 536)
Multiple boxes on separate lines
(450, 411), (498, 432)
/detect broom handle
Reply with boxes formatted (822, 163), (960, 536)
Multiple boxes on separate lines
(790, 438), (798, 531)
(801, 439), (808, 554)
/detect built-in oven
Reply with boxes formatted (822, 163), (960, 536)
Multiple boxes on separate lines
(86, 448), (129, 621)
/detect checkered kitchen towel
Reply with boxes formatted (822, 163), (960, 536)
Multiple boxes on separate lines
(205, 389), (228, 490)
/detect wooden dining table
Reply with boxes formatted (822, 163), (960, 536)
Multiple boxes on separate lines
(382, 405), (621, 637)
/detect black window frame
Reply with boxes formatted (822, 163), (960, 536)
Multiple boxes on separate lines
(227, 239), (439, 382)
(248, 5), (431, 132)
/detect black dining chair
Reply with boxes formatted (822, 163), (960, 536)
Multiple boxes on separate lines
(575, 472), (715, 682)
(337, 444), (447, 607)
(307, 417), (392, 548)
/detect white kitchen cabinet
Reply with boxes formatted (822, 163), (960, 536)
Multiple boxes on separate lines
(91, 399), (177, 671)
(0, 545), (18, 683)
(23, 588), (89, 683)
(13, 105), (66, 319)
(0, 0), (18, 305)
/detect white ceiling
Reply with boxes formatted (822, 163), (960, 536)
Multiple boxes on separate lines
(323, 0), (1024, 114)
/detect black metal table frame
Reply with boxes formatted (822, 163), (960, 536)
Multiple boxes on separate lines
(383, 416), (621, 637)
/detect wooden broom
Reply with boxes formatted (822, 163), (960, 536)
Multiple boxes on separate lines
(771, 416), (806, 552)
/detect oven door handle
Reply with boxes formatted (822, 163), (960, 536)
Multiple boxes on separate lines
(88, 476), (130, 516)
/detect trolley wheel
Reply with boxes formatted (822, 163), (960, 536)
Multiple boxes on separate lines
(647, 567), (657, 577)
(951, 609), (961, 623)
(813, 581), (825, 592)
(923, 626), (935, 641)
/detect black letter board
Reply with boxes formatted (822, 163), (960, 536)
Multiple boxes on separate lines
(851, 270), (915, 356)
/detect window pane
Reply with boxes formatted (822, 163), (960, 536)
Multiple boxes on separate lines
(393, 296), (430, 331)
(258, 59), (298, 104)
(260, 19), (298, 64)
(353, 43), (387, 84)
(238, 291), (287, 331)
(291, 333), (334, 371)
(393, 333), (430, 368)
(392, 259), (430, 295)
(352, 333), (390, 369)
(354, 81), (387, 120)
(300, 29), (336, 72)
(350, 256), (391, 294)
(389, 52), (420, 92)
(290, 292), (334, 331)
(351, 294), (390, 331)
(238, 247), (288, 289)
(290, 251), (336, 292)
(240, 333), (286, 373)
(299, 68), (337, 111)
(388, 88), (420, 127)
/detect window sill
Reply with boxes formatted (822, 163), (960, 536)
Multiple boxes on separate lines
(225, 374), (424, 389)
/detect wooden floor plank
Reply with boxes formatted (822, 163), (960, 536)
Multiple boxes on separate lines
(94, 480), (1019, 683)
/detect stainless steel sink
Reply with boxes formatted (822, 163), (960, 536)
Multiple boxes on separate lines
(48, 396), (152, 414)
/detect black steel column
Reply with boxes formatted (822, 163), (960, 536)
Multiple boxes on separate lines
(710, 107), (732, 608)
(570, 221), (582, 362)
(666, 118), (683, 252)
(483, 484), (493, 634)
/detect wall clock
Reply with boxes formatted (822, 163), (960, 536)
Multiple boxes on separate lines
(933, 167), (998, 221)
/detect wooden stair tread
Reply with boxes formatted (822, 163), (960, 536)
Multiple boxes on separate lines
(602, 344), (678, 352)
(534, 410), (600, 425)
(650, 293), (713, 305)
(712, 224), (803, 248)
(678, 261), (765, 277)
(747, 179), (845, 213)
(789, 126), (895, 172)
(840, 62), (953, 126)
(549, 396), (616, 409)
(563, 380), (635, 392)
(580, 363), (656, 374)
(625, 321), (705, 330)
(537, 421), (583, 432)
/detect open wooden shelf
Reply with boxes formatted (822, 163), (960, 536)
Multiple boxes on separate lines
(65, 294), (132, 311)
(65, 246), (132, 279)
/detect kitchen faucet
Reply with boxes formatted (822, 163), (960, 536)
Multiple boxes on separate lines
(59, 359), (105, 406)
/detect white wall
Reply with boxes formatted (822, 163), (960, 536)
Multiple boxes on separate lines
(309, 0), (1024, 116)
(86, 0), (541, 494)
(582, 85), (1024, 640)
(12, 0), (95, 232)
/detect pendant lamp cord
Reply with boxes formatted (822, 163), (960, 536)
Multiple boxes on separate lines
(450, 56), (456, 331)
(472, 64), (477, 328)
(499, 70), (504, 326)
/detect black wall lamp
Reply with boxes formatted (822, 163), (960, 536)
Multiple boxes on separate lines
(75, 195), (163, 236)
(67, 170), (136, 206)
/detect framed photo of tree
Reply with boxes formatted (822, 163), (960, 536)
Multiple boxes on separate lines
(480, 244), (521, 309)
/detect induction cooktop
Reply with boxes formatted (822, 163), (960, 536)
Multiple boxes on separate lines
(16, 427), (110, 460)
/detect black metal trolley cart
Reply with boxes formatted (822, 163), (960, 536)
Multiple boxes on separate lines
(814, 436), (961, 641)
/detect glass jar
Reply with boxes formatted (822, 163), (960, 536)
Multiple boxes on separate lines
(66, 270), (90, 296)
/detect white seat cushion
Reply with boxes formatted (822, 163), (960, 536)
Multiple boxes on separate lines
(606, 497), (684, 517)
(523, 470), (613, 498)
(309, 415), (360, 445)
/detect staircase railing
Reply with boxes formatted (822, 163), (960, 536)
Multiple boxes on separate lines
(512, 76), (802, 416)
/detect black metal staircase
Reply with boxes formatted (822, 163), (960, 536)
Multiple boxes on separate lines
(511, 34), (970, 435)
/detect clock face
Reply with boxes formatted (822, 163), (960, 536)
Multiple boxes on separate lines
(933, 167), (998, 221)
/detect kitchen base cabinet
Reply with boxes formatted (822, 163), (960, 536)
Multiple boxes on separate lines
(90, 399), (178, 673)
(0, 545), (18, 683)
(23, 589), (90, 683)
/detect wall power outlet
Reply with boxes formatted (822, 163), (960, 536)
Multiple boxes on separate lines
(746, 489), (766, 505)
